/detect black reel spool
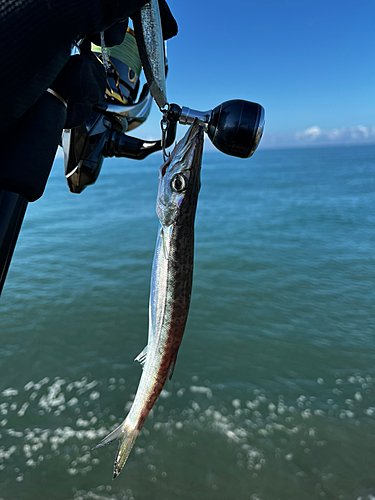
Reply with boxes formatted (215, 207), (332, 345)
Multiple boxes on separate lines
(209, 100), (265, 158)
(169, 99), (265, 159)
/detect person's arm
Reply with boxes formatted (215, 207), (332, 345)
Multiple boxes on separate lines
(0, 0), (177, 295)
(0, 0), (153, 134)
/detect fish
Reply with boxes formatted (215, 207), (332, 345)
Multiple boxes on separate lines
(132, 0), (167, 109)
(94, 120), (204, 478)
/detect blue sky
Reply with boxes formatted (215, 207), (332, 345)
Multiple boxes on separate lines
(137, 0), (375, 150)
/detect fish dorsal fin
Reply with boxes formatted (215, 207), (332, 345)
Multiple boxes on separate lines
(161, 224), (173, 260)
(134, 346), (148, 367)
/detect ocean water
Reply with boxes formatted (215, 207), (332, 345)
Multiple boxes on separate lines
(0, 145), (375, 500)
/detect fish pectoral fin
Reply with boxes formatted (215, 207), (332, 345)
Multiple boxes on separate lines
(134, 346), (148, 367)
(168, 353), (178, 380)
(161, 224), (173, 260)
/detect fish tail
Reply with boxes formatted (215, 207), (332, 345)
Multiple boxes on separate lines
(93, 418), (140, 479)
(113, 425), (140, 478)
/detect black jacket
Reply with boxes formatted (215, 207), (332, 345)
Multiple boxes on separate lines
(0, 0), (152, 134)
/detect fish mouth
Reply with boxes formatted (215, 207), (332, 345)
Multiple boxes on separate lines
(178, 119), (201, 150)
(161, 120), (203, 178)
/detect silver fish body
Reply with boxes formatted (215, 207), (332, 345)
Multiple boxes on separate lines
(95, 121), (204, 478)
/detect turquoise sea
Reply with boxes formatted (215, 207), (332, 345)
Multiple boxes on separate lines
(1, 145), (375, 500)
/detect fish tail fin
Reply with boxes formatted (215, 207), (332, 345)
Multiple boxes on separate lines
(113, 425), (140, 478)
(93, 418), (140, 479)
(94, 422), (124, 450)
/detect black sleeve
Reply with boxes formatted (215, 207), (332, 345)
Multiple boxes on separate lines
(0, 0), (149, 134)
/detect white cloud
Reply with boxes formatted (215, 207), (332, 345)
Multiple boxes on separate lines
(295, 126), (322, 140)
(259, 124), (375, 150)
(294, 125), (375, 144)
(356, 125), (370, 138)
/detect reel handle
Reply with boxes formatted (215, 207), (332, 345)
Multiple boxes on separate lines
(168, 99), (265, 159)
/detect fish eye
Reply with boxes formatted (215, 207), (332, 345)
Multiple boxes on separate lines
(170, 173), (188, 193)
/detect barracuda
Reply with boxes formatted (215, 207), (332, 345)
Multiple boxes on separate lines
(95, 121), (204, 478)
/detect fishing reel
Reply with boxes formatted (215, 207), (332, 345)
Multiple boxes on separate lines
(102, 99), (264, 160)
(167, 100), (264, 159)
(63, 0), (265, 194)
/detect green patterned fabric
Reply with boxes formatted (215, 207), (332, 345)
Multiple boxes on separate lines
(91, 30), (142, 76)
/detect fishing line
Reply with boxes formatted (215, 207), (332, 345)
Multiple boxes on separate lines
(160, 104), (170, 161)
